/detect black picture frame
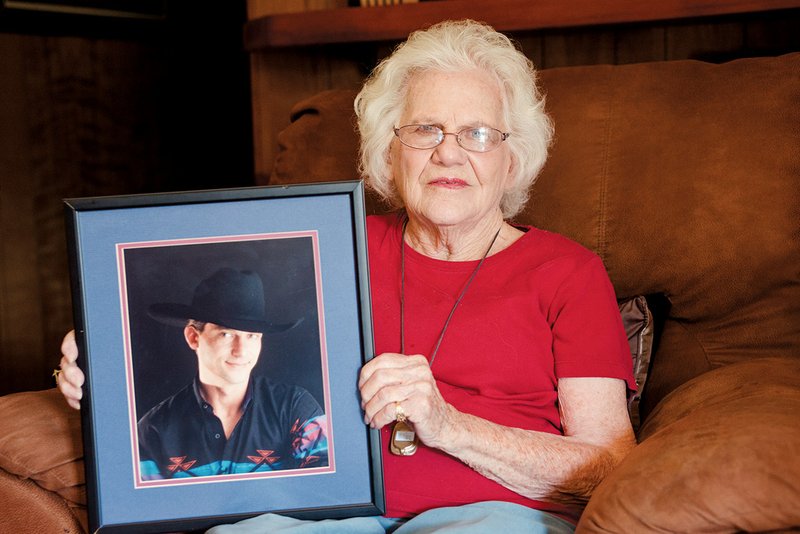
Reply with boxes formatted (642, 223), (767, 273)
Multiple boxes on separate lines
(64, 182), (383, 533)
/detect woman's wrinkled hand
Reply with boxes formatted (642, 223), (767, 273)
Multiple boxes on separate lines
(358, 352), (454, 448)
(57, 330), (85, 410)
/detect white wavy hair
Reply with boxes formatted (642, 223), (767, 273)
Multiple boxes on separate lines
(354, 19), (553, 219)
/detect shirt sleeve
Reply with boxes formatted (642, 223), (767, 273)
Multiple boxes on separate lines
(550, 254), (637, 390)
(137, 418), (167, 480)
(287, 389), (329, 468)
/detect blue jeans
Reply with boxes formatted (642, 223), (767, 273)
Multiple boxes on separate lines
(206, 501), (576, 533)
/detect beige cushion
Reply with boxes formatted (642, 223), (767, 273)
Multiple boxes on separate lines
(577, 357), (800, 533)
(617, 295), (655, 432)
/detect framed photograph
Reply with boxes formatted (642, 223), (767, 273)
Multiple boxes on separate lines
(64, 182), (383, 533)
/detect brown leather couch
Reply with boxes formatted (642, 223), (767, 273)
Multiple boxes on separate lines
(2, 52), (798, 533)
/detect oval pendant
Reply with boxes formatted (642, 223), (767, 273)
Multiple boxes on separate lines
(390, 420), (418, 456)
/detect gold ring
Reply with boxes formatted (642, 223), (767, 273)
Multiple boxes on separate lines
(395, 402), (407, 423)
(53, 368), (62, 386)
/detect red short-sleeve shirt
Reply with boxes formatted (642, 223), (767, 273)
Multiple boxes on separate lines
(367, 214), (635, 522)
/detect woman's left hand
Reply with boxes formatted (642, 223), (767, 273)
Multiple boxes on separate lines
(358, 352), (453, 447)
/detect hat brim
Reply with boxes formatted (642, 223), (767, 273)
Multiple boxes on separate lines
(147, 303), (301, 334)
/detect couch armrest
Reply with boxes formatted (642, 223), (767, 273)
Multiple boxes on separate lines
(0, 468), (85, 533)
(576, 357), (800, 533)
(0, 388), (87, 532)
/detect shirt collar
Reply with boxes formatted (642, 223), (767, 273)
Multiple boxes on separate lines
(190, 374), (255, 411)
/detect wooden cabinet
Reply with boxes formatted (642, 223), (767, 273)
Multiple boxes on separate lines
(245, 0), (800, 48)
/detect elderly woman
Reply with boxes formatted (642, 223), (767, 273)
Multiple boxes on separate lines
(59, 19), (635, 533)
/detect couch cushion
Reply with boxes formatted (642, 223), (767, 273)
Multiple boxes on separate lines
(270, 88), (385, 215)
(528, 53), (800, 416)
(576, 357), (800, 533)
(0, 388), (85, 508)
(272, 89), (360, 186)
(0, 469), (86, 534)
(267, 54), (800, 419)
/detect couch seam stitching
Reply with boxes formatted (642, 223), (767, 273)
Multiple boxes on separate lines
(597, 74), (613, 261)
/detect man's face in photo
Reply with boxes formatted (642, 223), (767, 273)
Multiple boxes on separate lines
(186, 323), (263, 387)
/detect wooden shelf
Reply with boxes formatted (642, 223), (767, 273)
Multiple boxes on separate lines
(244, 0), (800, 49)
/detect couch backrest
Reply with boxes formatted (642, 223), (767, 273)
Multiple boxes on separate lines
(269, 53), (800, 418)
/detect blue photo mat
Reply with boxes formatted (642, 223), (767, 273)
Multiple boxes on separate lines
(66, 184), (380, 530)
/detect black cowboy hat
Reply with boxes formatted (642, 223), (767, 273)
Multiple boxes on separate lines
(147, 268), (300, 334)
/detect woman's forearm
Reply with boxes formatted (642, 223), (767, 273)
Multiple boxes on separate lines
(429, 404), (634, 505)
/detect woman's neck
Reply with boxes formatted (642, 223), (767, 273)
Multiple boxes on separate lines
(403, 213), (522, 261)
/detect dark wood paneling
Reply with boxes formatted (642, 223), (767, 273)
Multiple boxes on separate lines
(0, 4), (255, 396)
(0, 35), (171, 395)
(0, 35), (45, 395)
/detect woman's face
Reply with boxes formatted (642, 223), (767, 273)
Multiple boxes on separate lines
(390, 69), (513, 230)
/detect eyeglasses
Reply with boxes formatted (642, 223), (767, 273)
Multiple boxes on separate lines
(393, 124), (510, 153)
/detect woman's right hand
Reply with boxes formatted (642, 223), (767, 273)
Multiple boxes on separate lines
(58, 330), (85, 410)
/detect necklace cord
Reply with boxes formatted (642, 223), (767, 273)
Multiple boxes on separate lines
(400, 218), (502, 366)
